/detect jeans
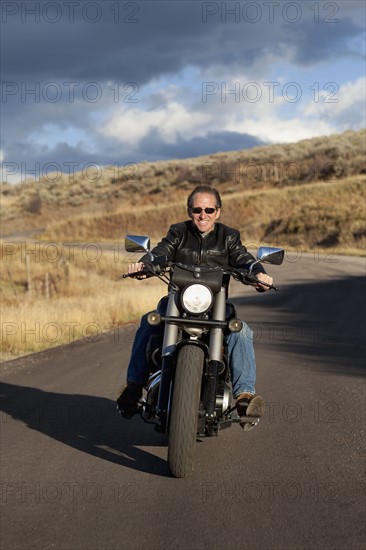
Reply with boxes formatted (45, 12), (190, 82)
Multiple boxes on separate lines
(126, 307), (257, 397)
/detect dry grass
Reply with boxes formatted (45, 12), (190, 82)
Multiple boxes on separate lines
(0, 244), (165, 359)
(221, 175), (366, 250)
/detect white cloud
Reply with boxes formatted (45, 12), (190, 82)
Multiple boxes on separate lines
(301, 76), (366, 128)
(235, 116), (334, 144)
(99, 101), (211, 146)
(208, 76), (366, 143)
(96, 74), (365, 153)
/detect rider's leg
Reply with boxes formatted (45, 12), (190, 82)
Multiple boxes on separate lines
(126, 297), (168, 386)
(125, 312), (154, 387)
(225, 322), (264, 418)
(225, 321), (256, 397)
(116, 313), (153, 415)
(117, 300), (167, 415)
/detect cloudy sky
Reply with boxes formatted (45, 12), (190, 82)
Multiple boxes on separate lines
(1, 0), (365, 183)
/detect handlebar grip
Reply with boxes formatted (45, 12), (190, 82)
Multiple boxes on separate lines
(122, 268), (150, 279)
(242, 273), (279, 291)
(260, 281), (279, 291)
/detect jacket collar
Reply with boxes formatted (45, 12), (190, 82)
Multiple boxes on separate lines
(189, 219), (219, 238)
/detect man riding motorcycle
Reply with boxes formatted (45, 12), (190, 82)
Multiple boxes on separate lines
(117, 185), (273, 422)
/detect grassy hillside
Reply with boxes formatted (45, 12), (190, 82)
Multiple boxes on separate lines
(2, 128), (365, 249)
(36, 175), (364, 253)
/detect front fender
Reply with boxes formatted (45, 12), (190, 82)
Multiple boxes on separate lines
(175, 338), (209, 359)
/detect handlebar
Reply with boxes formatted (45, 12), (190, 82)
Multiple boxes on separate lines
(121, 261), (279, 290)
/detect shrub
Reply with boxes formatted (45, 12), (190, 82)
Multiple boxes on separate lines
(24, 193), (42, 214)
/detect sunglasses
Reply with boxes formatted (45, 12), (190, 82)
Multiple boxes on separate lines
(191, 207), (217, 214)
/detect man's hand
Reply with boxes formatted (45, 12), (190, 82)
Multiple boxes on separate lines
(255, 272), (273, 291)
(128, 262), (146, 279)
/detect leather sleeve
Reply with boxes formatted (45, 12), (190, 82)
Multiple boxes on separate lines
(140, 224), (183, 263)
(227, 230), (266, 275)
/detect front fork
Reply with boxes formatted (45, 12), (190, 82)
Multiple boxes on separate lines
(203, 286), (226, 418)
(157, 290), (179, 430)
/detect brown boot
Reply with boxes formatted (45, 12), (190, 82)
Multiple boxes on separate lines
(235, 392), (265, 418)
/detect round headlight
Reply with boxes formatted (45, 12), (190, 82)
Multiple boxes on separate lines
(181, 284), (213, 314)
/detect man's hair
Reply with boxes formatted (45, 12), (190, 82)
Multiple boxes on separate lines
(187, 185), (222, 210)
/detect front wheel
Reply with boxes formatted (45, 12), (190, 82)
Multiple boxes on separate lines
(168, 345), (204, 478)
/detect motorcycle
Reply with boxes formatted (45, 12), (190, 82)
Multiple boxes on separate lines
(122, 235), (284, 478)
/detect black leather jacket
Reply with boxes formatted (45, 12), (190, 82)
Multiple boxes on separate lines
(143, 220), (266, 286)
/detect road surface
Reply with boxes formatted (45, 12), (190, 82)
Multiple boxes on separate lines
(1, 252), (365, 550)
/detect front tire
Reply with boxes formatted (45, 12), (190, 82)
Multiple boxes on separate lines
(168, 345), (204, 478)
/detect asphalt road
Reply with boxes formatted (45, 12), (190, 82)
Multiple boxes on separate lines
(1, 252), (365, 550)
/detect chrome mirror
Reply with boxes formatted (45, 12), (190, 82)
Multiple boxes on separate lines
(249, 246), (285, 274)
(257, 246), (284, 265)
(125, 235), (151, 254)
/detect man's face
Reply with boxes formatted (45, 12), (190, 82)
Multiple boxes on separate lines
(189, 193), (221, 233)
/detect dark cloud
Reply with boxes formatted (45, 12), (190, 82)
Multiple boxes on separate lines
(288, 18), (361, 65)
(3, 140), (118, 169)
(1, 1), (363, 83)
(138, 130), (266, 159)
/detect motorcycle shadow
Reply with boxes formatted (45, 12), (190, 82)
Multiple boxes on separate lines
(0, 381), (171, 477)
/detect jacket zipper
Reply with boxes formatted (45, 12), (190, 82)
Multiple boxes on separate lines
(197, 233), (202, 265)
